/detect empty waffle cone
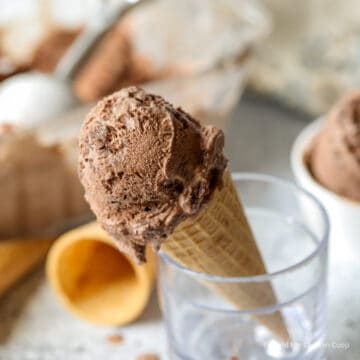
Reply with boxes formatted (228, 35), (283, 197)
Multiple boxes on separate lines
(162, 170), (290, 342)
(0, 237), (54, 297)
(46, 222), (156, 325)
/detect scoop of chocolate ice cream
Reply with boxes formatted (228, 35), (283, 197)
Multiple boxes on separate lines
(78, 87), (227, 262)
(309, 90), (360, 202)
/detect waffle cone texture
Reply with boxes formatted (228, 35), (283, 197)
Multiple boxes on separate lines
(162, 170), (290, 342)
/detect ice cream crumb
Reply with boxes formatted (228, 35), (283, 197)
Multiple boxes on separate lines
(106, 333), (124, 344)
(136, 353), (160, 360)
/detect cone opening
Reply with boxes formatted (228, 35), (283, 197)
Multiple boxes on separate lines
(55, 238), (145, 323)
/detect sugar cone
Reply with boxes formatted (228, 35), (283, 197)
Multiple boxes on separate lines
(46, 222), (156, 325)
(0, 237), (54, 297)
(162, 170), (290, 342)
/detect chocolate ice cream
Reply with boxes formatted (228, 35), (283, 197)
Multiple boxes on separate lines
(308, 90), (360, 202)
(78, 87), (227, 262)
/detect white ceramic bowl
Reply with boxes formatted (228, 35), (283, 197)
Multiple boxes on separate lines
(291, 119), (360, 328)
(291, 119), (360, 260)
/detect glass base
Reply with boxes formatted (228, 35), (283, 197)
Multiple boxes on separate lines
(167, 311), (325, 360)
(169, 345), (325, 360)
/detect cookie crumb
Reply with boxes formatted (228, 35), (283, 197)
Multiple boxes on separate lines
(106, 334), (124, 344)
(136, 353), (160, 360)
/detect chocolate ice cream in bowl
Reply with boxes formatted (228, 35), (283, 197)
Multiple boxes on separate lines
(78, 87), (329, 359)
(291, 90), (360, 335)
(291, 90), (360, 254)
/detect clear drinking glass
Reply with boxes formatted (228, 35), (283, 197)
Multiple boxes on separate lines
(158, 173), (329, 360)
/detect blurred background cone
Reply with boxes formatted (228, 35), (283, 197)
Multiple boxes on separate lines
(0, 237), (54, 297)
(46, 222), (156, 325)
(163, 170), (290, 342)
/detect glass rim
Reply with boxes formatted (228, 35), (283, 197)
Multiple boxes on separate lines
(159, 171), (329, 283)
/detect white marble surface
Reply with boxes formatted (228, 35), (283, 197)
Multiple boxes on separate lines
(0, 272), (167, 360)
(0, 93), (358, 359)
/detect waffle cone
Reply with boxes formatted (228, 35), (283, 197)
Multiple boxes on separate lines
(46, 222), (156, 325)
(162, 170), (290, 342)
(0, 237), (54, 297)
